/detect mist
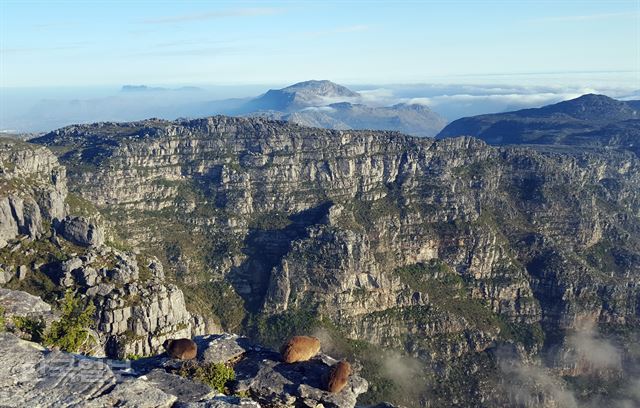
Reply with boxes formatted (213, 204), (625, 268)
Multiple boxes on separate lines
(498, 321), (640, 408)
(2, 81), (637, 135)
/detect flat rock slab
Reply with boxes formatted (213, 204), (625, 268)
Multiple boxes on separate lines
(197, 333), (253, 364)
(175, 395), (261, 407)
(0, 332), (116, 407)
(85, 377), (177, 408)
(0, 333), (192, 408)
(0, 288), (52, 317)
(145, 368), (216, 403)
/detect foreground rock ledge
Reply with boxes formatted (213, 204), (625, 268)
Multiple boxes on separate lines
(0, 332), (368, 408)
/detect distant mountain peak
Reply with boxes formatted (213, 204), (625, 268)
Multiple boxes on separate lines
(553, 93), (620, 109)
(572, 93), (614, 102)
(534, 93), (637, 120)
(280, 80), (359, 98)
(245, 80), (360, 113)
(236, 80), (447, 136)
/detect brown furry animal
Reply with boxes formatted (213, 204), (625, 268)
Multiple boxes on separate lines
(327, 360), (352, 393)
(163, 338), (197, 360)
(280, 335), (321, 363)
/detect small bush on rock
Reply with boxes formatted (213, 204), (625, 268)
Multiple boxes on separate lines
(0, 306), (5, 331)
(12, 316), (46, 342)
(43, 290), (96, 353)
(178, 361), (235, 393)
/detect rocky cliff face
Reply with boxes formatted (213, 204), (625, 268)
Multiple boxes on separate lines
(28, 116), (640, 406)
(0, 137), (212, 360)
(55, 245), (209, 358)
(0, 138), (66, 248)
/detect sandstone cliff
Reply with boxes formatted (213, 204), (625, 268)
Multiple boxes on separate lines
(0, 138), (211, 359)
(25, 116), (640, 406)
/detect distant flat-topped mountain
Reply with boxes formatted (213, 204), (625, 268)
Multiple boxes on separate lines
(121, 85), (204, 92)
(238, 80), (447, 137)
(437, 94), (640, 152)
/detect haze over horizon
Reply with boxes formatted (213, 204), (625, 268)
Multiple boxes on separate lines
(1, 0), (639, 132)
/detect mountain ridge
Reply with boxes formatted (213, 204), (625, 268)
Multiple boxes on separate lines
(437, 93), (640, 150)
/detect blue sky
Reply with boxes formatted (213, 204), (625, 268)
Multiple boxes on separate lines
(0, 0), (638, 87)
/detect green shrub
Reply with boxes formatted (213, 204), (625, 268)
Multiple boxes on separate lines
(178, 361), (235, 393)
(394, 260), (463, 299)
(12, 316), (46, 342)
(498, 319), (545, 351)
(43, 290), (96, 353)
(64, 193), (99, 218)
(0, 306), (5, 331)
(248, 212), (292, 230)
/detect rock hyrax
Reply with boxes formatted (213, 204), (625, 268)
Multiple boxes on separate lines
(327, 360), (352, 393)
(280, 335), (321, 363)
(163, 338), (197, 360)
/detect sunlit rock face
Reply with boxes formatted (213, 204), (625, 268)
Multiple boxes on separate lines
(0, 138), (210, 359)
(0, 138), (66, 248)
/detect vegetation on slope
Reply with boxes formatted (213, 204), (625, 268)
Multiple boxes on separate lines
(44, 290), (96, 353)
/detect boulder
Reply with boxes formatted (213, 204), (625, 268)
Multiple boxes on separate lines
(17, 265), (28, 281)
(0, 266), (14, 285)
(0, 288), (52, 318)
(145, 368), (216, 403)
(58, 216), (104, 247)
(197, 333), (252, 364)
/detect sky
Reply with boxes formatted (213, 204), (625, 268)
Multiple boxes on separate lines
(1, 0), (639, 88)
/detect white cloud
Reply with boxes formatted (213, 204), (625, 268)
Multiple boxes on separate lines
(357, 88), (396, 106)
(408, 92), (585, 107)
(300, 106), (337, 113)
(500, 358), (579, 408)
(565, 320), (622, 373)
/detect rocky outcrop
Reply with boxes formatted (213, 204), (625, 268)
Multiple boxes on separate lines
(56, 215), (104, 247)
(0, 135), (210, 359)
(54, 245), (209, 358)
(190, 333), (369, 407)
(0, 138), (66, 248)
(0, 331), (367, 408)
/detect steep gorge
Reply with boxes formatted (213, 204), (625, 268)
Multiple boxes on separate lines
(26, 116), (640, 406)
